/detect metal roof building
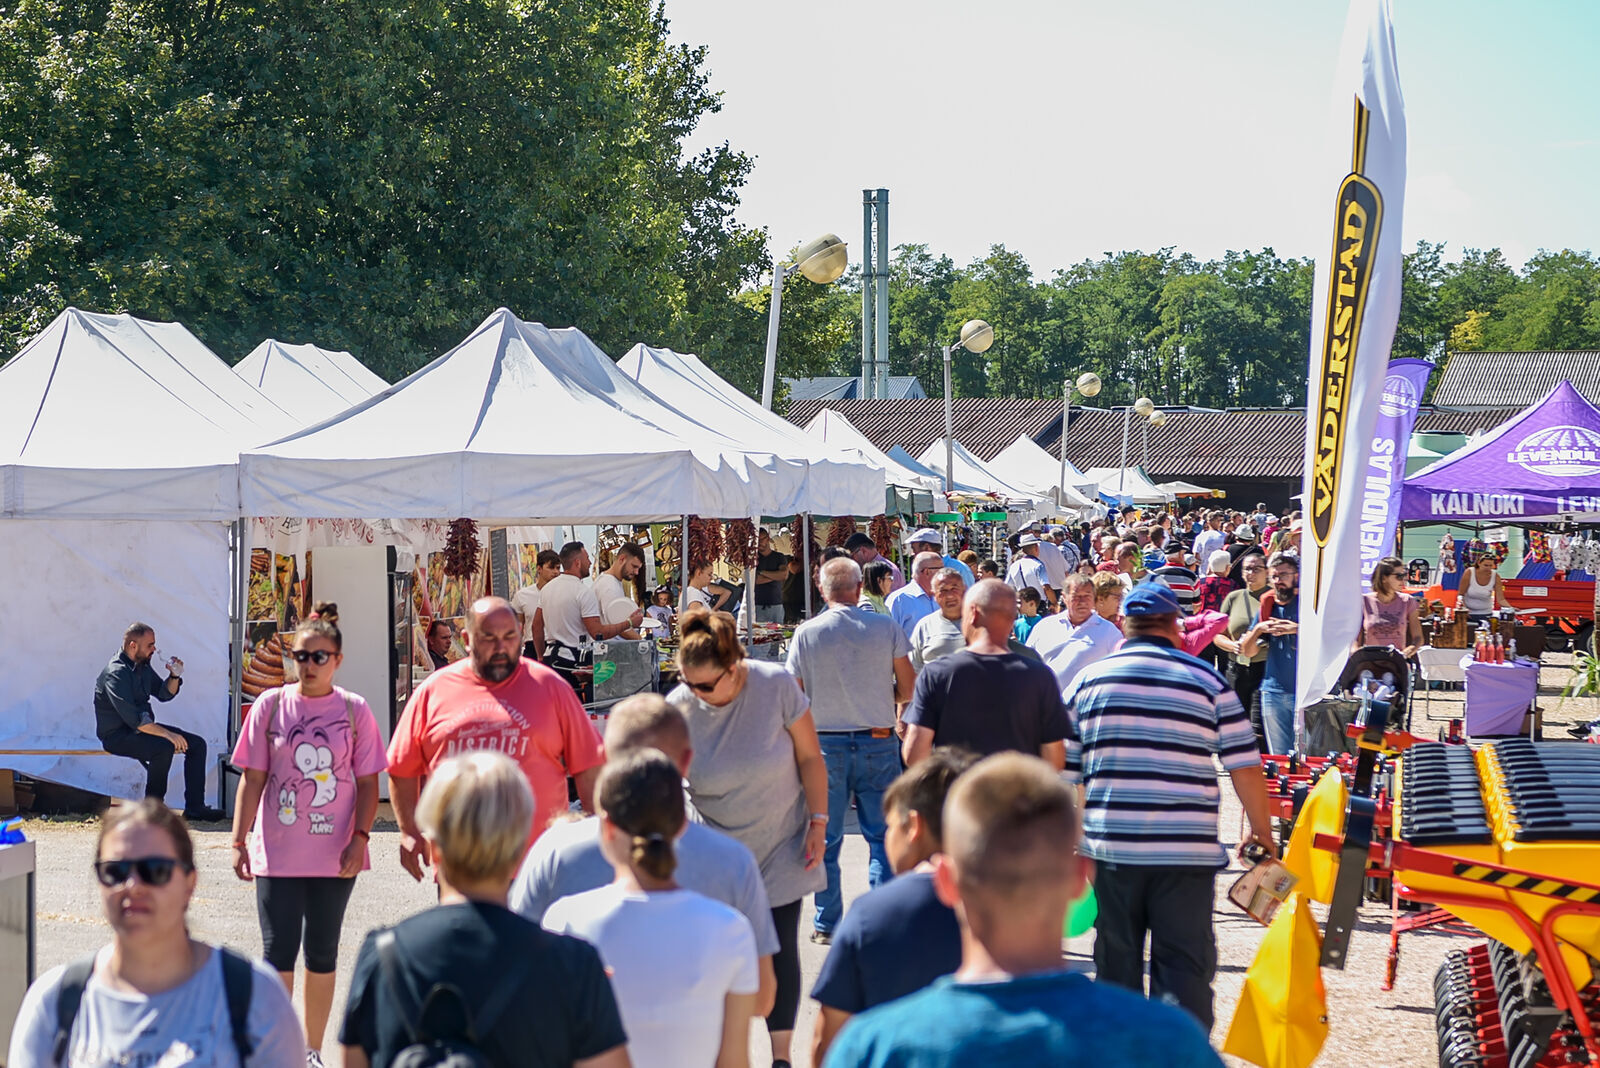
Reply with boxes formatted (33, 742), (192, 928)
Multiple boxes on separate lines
(782, 376), (927, 402)
(1432, 351), (1600, 409)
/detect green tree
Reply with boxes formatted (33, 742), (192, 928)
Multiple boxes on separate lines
(0, 0), (766, 372)
(1481, 249), (1600, 351)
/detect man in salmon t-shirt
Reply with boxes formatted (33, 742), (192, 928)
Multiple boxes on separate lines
(388, 595), (605, 881)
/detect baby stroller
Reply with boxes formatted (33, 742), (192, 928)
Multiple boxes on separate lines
(1302, 646), (1413, 755)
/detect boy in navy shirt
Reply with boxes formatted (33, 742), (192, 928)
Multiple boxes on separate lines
(809, 748), (979, 1064)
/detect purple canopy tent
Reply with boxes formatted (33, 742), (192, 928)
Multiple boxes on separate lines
(1402, 381), (1600, 522)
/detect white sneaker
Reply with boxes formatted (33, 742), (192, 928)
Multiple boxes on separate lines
(306, 1050), (325, 1068)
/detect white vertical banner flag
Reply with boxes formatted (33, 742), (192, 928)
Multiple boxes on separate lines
(1297, 0), (1407, 712)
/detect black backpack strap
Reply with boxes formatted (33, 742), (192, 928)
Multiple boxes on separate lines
(52, 954), (97, 1065)
(218, 947), (256, 1064)
(375, 929), (425, 1044)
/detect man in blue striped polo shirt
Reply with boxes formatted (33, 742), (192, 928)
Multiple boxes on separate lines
(1060, 582), (1276, 1032)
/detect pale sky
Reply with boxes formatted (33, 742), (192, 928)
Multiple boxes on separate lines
(664, 0), (1600, 276)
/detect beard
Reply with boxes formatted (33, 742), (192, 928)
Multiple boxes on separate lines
(475, 653), (516, 683)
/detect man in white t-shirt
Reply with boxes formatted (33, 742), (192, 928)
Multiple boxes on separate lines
(533, 542), (642, 700)
(511, 548), (562, 658)
(1027, 573), (1122, 695)
(1005, 535), (1053, 604)
(1033, 528), (1069, 610)
(592, 543), (646, 640)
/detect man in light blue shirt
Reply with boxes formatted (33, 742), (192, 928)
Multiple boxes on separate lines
(888, 551), (944, 638)
(788, 557), (916, 940)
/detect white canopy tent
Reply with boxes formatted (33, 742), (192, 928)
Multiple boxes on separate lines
(615, 343), (884, 516)
(916, 438), (1045, 509)
(1084, 466), (1175, 506)
(800, 409), (944, 495)
(235, 339), (389, 425)
(1, 309), (291, 804)
(1156, 479), (1222, 498)
(884, 446), (988, 498)
(241, 308), (821, 523)
(986, 434), (1102, 516)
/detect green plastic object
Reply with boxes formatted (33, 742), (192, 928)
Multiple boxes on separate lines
(1064, 881), (1097, 938)
(928, 512), (962, 523)
(973, 510), (1008, 521)
(592, 661), (617, 685)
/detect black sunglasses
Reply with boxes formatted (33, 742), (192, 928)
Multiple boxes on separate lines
(292, 649), (334, 665)
(94, 856), (191, 887)
(686, 667), (731, 695)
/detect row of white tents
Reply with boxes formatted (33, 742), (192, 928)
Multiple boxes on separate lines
(2, 306), (1153, 803)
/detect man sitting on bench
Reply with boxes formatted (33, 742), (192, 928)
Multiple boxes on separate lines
(94, 622), (224, 821)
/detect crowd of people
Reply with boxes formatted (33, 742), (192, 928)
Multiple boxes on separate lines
(22, 500), (1380, 1067)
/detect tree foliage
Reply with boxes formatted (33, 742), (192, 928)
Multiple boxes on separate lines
(0, 0), (765, 375)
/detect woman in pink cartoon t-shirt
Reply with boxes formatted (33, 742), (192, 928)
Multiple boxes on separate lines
(229, 601), (386, 1064)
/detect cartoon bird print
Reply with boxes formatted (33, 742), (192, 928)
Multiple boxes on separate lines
(291, 727), (339, 807)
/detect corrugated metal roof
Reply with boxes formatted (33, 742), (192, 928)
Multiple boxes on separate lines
(783, 398), (1521, 482)
(1432, 351), (1600, 409)
(782, 376), (927, 401)
(1413, 407), (1520, 435)
(782, 397), (1064, 459)
(1064, 408), (1307, 480)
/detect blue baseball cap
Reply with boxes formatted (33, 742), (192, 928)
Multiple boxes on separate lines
(1121, 581), (1181, 617)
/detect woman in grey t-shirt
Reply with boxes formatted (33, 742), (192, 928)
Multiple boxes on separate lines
(9, 800), (302, 1068)
(667, 606), (827, 1068)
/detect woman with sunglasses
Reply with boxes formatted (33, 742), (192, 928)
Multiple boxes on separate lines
(229, 602), (387, 1067)
(666, 605), (827, 1068)
(9, 800), (303, 1066)
(1355, 556), (1423, 658)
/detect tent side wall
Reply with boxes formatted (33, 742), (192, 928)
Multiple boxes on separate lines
(0, 519), (232, 805)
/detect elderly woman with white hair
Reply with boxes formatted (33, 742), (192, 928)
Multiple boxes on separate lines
(1193, 549), (1238, 670)
(339, 752), (629, 1068)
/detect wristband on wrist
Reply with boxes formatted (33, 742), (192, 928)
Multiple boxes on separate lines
(809, 813), (828, 824)
(354, 827), (371, 840)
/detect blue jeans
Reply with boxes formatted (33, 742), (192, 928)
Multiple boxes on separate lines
(813, 732), (900, 933)
(1259, 686), (1296, 756)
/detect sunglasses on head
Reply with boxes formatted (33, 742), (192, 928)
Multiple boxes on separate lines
(94, 856), (191, 887)
(292, 649), (334, 665)
(686, 666), (731, 694)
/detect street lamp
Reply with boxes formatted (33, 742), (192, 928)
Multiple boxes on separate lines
(1144, 408), (1168, 467)
(1060, 372), (1102, 508)
(1118, 396), (1159, 500)
(760, 233), (850, 410)
(942, 320), (995, 491)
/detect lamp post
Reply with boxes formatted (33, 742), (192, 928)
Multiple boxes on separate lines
(1143, 409), (1168, 468)
(1118, 396), (1157, 500)
(760, 233), (850, 410)
(1061, 372), (1102, 509)
(942, 320), (995, 491)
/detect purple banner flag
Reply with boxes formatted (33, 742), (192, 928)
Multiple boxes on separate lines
(1360, 357), (1432, 580)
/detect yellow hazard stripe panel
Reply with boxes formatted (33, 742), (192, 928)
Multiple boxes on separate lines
(1451, 863), (1600, 901)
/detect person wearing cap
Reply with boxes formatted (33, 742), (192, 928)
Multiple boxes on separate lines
(887, 551), (944, 640)
(1148, 542), (1199, 615)
(844, 532), (905, 593)
(1004, 535), (1053, 607)
(1032, 527), (1070, 610)
(1051, 525), (1082, 572)
(905, 527), (972, 588)
(1061, 582), (1274, 1031)
(1239, 552), (1301, 756)
(1224, 524), (1264, 586)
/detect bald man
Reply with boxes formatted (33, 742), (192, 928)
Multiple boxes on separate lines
(887, 551), (946, 639)
(902, 580), (1070, 770)
(386, 596), (605, 880)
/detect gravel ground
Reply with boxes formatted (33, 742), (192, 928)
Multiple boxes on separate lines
(14, 660), (1597, 1067)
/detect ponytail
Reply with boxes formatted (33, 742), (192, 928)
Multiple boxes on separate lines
(596, 750), (685, 882)
(631, 832), (676, 881)
(676, 604), (742, 673)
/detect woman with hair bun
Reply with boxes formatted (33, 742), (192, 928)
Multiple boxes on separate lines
(666, 605), (827, 1068)
(543, 749), (759, 1068)
(228, 601), (387, 1065)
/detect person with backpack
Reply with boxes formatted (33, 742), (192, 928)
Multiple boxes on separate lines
(339, 751), (629, 1068)
(229, 602), (388, 1066)
(543, 749), (759, 1068)
(8, 800), (302, 1067)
